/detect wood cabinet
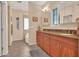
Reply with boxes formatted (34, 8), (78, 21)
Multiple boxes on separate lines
(43, 33), (50, 54)
(60, 37), (78, 57)
(36, 32), (40, 47)
(50, 35), (61, 57)
(78, 40), (79, 56)
(37, 32), (44, 48)
(61, 43), (77, 57)
(36, 31), (78, 57)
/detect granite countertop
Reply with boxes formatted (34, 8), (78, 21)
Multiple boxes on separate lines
(38, 31), (78, 39)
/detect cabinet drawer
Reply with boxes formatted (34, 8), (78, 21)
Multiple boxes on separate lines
(61, 42), (78, 57)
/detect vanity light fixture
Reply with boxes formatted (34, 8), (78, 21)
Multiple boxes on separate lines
(41, 6), (50, 12)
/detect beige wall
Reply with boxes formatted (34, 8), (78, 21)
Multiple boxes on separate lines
(28, 2), (42, 45)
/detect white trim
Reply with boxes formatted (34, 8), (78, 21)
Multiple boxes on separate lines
(0, 2), (2, 56)
(1, 2), (8, 55)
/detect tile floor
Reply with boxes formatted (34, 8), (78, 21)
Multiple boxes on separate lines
(5, 40), (49, 57)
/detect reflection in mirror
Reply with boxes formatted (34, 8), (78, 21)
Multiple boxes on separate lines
(63, 15), (72, 24)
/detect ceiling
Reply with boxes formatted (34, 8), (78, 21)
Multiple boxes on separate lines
(9, 1), (28, 12)
(8, 1), (47, 12)
(30, 1), (47, 6)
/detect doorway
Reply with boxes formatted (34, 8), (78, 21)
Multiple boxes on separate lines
(23, 17), (30, 44)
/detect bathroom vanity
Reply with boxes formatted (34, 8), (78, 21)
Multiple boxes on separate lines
(36, 30), (78, 57)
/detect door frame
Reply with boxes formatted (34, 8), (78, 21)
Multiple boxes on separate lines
(0, 2), (2, 56)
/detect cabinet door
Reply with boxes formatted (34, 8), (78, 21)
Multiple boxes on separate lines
(36, 32), (40, 47)
(50, 35), (61, 57)
(37, 32), (45, 49)
(43, 33), (50, 54)
(43, 33), (46, 50)
(78, 40), (79, 56)
(39, 32), (43, 48)
(61, 42), (78, 57)
(37, 32), (43, 47)
(38, 32), (42, 47)
(60, 37), (78, 57)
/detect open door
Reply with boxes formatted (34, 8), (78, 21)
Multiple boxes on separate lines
(0, 2), (2, 56)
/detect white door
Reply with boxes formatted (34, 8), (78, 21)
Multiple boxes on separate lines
(0, 2), (2, 56)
